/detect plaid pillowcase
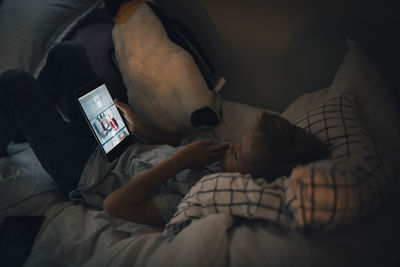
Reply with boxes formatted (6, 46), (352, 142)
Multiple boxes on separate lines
(288, 92), (394, 230)
(164, 174), (295, 236)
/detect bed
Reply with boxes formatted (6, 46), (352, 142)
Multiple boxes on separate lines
(1, 0), (400, 266)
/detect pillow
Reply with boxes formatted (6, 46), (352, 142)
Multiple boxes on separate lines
(281, 87), (330, 122)
(287, 93), (393, 230)
(214, 100), (280, 143)
(329, 41), (400, 175)
(0, 0), (104, 76)
(282, 41), (400, 175)
(112, 1), (222, 133)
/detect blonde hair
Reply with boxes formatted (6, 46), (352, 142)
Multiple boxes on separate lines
(246, 112), (330, 181)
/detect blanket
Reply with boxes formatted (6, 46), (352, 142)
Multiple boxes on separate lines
(25, 202), (231, 267)
(164, 173), (296, 236)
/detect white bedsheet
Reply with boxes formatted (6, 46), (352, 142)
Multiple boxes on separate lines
(25, 202), (231, 267)
(0, 143), (66, 225)
(26, 197), (400, 267)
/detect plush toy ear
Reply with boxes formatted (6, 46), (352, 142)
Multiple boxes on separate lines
(104, 0), (126, 17)
(105, 0), (142, 24)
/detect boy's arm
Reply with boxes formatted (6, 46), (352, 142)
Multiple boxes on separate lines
(115, 99), (181, 146)
(103, 140), (229, 225)
(103, 154), (182, 225)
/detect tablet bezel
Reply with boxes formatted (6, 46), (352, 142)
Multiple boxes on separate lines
(73, 79), (133, 162)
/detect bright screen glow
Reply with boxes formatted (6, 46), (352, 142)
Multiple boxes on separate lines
(78, 84), (129, 153)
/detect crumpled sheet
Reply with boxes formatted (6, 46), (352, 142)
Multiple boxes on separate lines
(0, 143), (65, 224)
(25, 202), (232, 267)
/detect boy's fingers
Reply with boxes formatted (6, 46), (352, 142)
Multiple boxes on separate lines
(195, 139), (213, 146)
(210, 150), (227, 158)
(114, 99), (127, 108)
(114, 99), (127, 114)
(114, 99), (122, 109)
(210, 154), (224, 163)
(209, 143), (229, 151)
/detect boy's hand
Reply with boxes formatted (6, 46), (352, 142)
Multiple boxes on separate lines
(114, 99), (142, 132)
(174, 139), (229, 169)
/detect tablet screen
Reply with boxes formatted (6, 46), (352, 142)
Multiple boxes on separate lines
(77, 84), (130, 154)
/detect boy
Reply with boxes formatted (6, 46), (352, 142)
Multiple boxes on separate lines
(104, 101), (330, 226)
(103, 101), (329, 225)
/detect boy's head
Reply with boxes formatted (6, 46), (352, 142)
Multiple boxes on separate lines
(221, 112), (330, 181)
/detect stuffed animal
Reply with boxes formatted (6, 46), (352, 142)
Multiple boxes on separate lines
(106, 0), (223, 133)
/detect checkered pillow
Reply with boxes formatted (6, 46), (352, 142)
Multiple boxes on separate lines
(287, 92), (394, 230)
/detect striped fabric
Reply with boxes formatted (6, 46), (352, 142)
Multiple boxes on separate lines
(164, 92), (394, 235)
(164, 174), (294, 236)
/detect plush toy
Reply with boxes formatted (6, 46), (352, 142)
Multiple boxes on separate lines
(106, 0), (224, 133)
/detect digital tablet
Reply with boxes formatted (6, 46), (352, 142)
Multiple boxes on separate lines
(74, 79), (132, 162)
